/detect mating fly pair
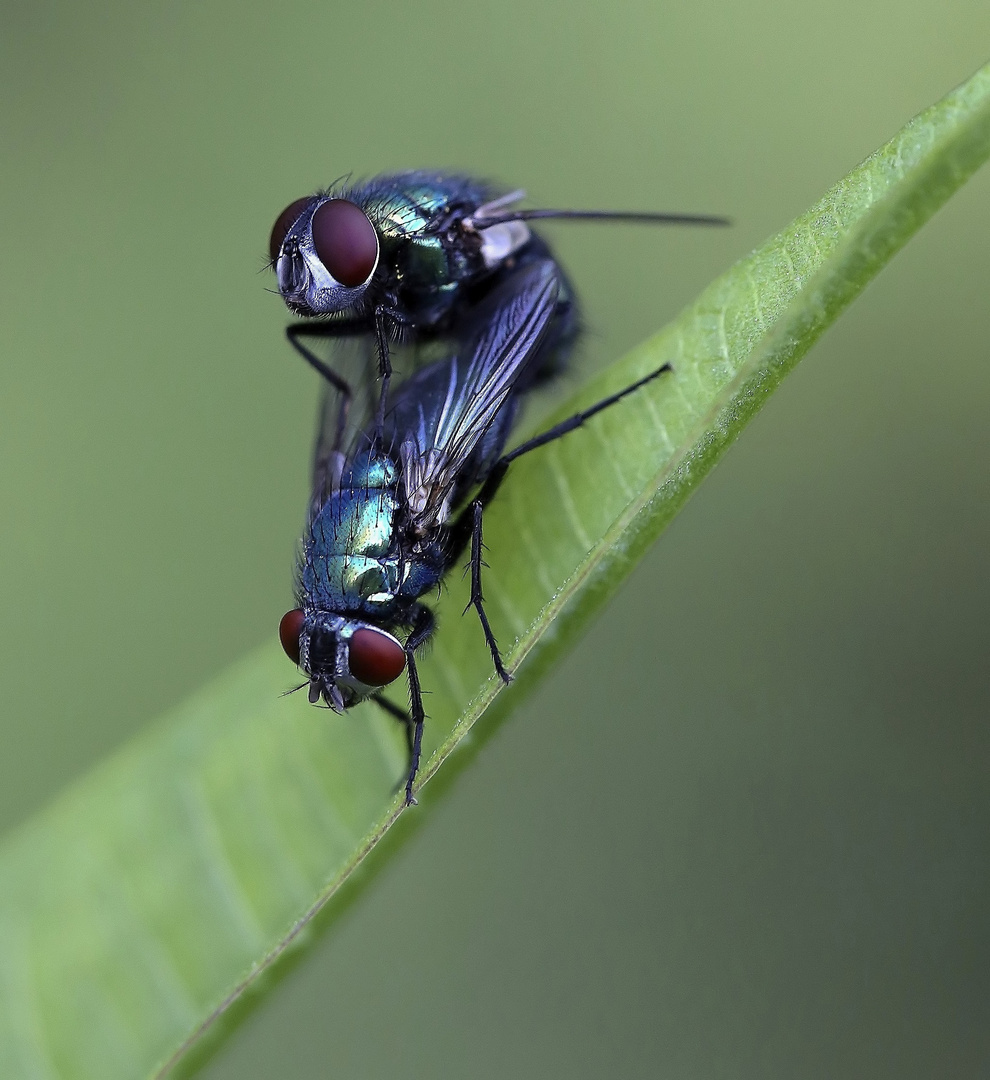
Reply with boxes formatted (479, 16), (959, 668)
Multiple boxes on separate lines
(270, 173), (726, 804)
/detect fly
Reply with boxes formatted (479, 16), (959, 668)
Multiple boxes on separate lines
(268, 171), (725, 428)
(278, 258), (672, 805)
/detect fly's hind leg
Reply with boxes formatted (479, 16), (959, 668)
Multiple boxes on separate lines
(464, 500), (510, 684)
(449, 362), (674, 683)
(371, 693), (414, 758)
(496, 363), (672, 467)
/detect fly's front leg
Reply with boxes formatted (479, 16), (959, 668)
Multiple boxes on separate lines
(287, 319), (371, 382)
(286, 323), (360, 451)
(372, 305), (417, 437)
(402, 604), (436, 806)
(372, 307), (393, 437)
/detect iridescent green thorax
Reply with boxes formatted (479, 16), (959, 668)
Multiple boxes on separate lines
(364, 183), (450, 239)
(352, 173), (494, 310)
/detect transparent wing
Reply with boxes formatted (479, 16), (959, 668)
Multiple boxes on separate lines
(308, 331), (377, 501)
(385, 258), (561, 529)
(307, 328), (451, 502)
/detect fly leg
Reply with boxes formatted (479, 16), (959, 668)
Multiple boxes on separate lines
(401, 604), (436, 806)
(287, 318), (374, 383)
(289, 312), (418, 440)
(371, 693), (414, 757)
(495, 363), (672, 467)
(372, 305), (418, 438)
(465, 501), (510, 684)
(372, 307), (393, 438)
(286, 323), (362, 452)
(449, 363), (674, 682)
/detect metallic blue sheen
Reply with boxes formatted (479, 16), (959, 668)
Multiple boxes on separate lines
(345, 450), (398, 489)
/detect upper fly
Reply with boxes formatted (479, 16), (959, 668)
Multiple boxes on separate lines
(267, 171), (727, 437)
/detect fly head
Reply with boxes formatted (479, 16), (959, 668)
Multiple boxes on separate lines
(269, 195), (380, 316)
(279, 608), (406, 711)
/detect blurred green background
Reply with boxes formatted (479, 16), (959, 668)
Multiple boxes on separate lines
(2, 1), (989, 1076)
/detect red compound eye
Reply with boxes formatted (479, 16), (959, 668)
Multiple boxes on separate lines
(269, 198), (311, 264)
(348, 627), (405, 686)
(279, 608), (305, 665)
(311, 199), (379, 287)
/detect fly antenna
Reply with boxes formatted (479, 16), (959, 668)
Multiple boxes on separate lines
(470, 209), (730, 228)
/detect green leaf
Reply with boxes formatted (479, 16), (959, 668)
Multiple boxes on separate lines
(2, 63), (989, 1080)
